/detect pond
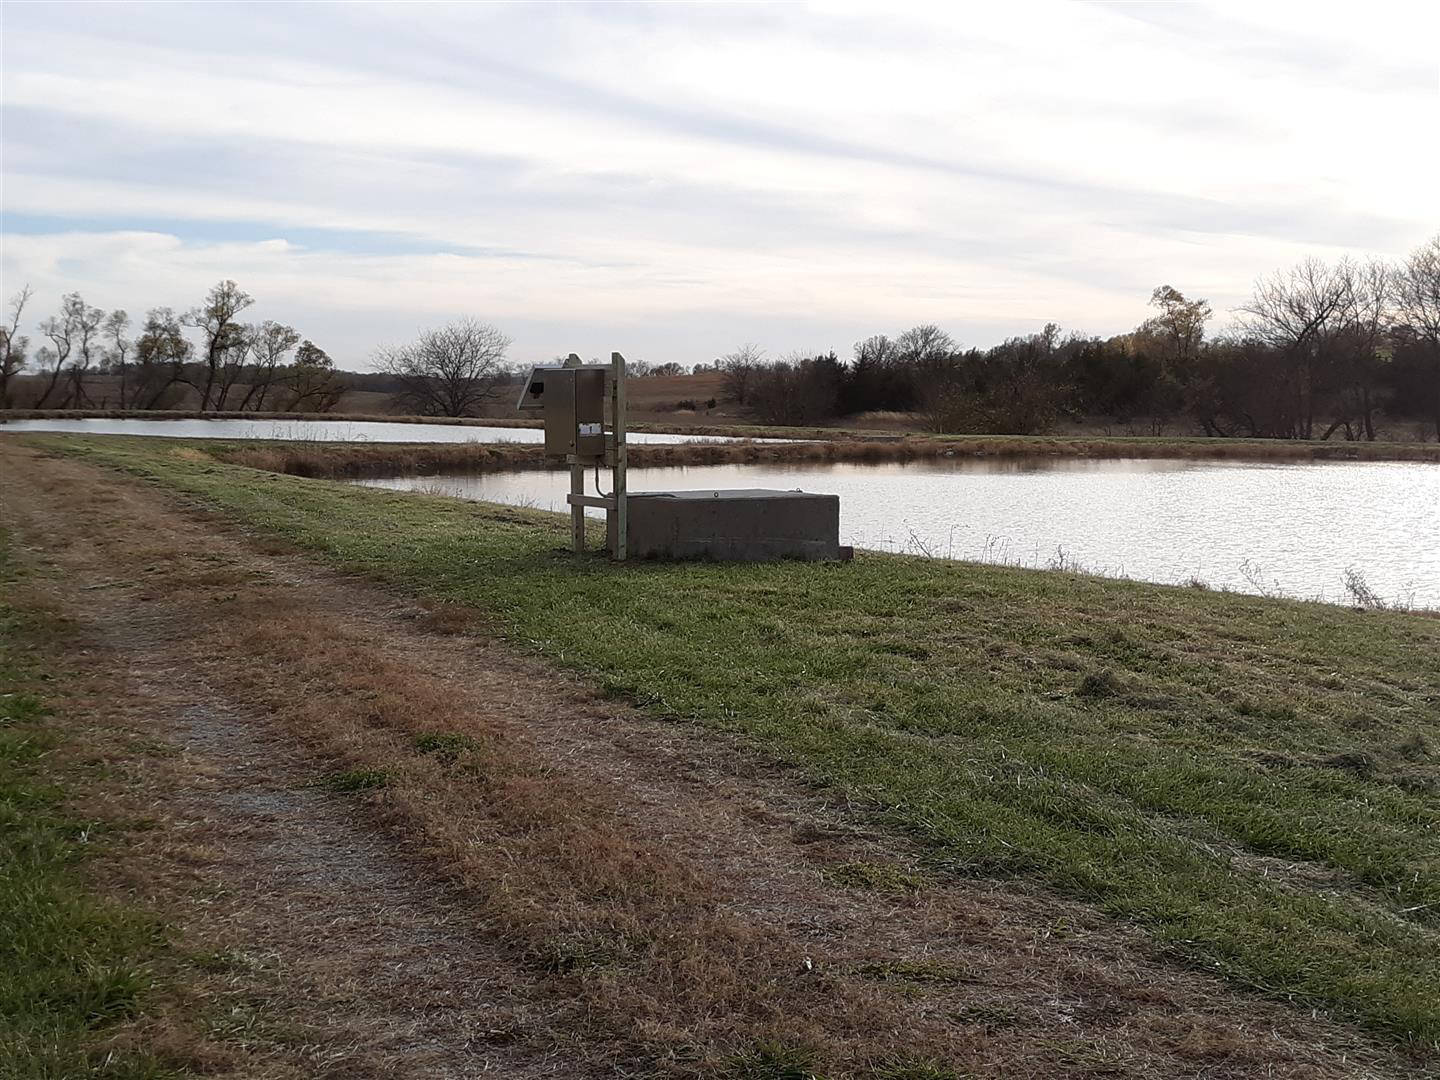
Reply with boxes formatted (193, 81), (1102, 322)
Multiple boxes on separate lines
(355, 457), (1440, 607)
(0, 416), (774, 445)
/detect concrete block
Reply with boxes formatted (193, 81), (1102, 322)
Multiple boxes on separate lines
(606, 489), (842, 562)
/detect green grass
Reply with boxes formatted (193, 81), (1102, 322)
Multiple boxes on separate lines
(320, 768), (389, 793)
(0, 528), (172, 1079)
(855, 960), (979, 986)
(869, 1058), (966, 1080)
(411, 731), (481, 763)
(726, 1041), (825, 1080)
(822, 861), (928, 894)
(34, 436), (1440, 1049)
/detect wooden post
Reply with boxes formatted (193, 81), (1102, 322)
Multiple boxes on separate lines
(569, 458), (585, 555)
(563, 353), (585, 556)
(612, 351), (628, 562)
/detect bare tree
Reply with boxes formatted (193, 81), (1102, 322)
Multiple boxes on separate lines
(279, 340), (344, 412)
(1327, 259), (1392, 441)
(378, 318), (512, 417)
(63, 294), (105, 408)
(847, 333), (915, 412)
(895, 324), (957, 370)
(0, 285), (32, 408)
(32, 293), (101, 408)
(102, 310), (133, 408)
(748, 350), (844, 425)
(132, 307), (192, 409)
(237, 320), (301, 411)
(1393, 234), (1440, 440)
(1238, 258), (1351, 438)
(719, 342), (765, 405)
(31, 342), (69, 410)
(183, 280), (254, 411)
(922, 325), (1067, 435)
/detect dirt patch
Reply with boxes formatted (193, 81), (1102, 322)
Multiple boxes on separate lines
(5, 562), (618, 1076)
(1, 440), (1427, 1078)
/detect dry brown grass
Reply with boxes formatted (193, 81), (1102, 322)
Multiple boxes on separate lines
(209, 433), (1437, 480)
(151, 600), (982, 1072)
(2, 440), (1428, 1079)
(8, 406), (1436, 463)
(4, 508), (617, 1077)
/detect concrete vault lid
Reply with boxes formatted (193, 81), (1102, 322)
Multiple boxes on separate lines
(629, 489), (832, 500)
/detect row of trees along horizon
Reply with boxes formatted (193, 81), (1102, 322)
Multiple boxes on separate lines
(1, 234), (1436, 441)
(0, 282), (345, 415)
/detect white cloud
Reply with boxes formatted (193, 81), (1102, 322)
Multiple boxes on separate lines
(2, 0), (1435, 368)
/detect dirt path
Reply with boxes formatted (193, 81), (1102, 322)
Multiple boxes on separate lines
(0, 440), (1424, 1078)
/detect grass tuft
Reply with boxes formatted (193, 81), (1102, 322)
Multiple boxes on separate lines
(868, 1055), (967, 1080)
(856, 960), (978, 986)
(320, 768), (388, 793)
(532, 932), (630, 975)
(411, 731), (480, 763)
(1076, 669), (1122, 698)
(1397, 731), (1431, 761)
(726, 1040), (825, 1080)
(952, 1003), (1024, 1030)
(823, 860), (928, 894)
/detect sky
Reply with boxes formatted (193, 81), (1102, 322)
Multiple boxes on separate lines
(2, 0), (1437, 371)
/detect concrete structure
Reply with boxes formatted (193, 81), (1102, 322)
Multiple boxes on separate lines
(606, 489), (847, 562)
(517, 351), (845, 563)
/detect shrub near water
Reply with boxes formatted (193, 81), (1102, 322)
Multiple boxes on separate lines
(43, 436), (1440, 1050)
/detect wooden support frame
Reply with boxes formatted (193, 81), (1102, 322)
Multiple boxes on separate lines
(561, 353), (586, 556)
(569, 460), (585, 554)
(553, 351), (628, 560)
(565, 494), (614, 510)
(611, 352), (628, 562)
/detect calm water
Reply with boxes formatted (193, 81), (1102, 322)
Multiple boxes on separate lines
(357, 458), (1440, 606)
(0, 416), (774, 445)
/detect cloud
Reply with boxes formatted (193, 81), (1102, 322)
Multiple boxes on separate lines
(2, 1), (1435, 368)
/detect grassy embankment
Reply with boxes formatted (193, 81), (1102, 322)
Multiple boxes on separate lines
(5, 408), (1438, 463)
(212, 432), (1439, 482)
(29, 434), (1440, 1052)
(0, 532), (171, 1079)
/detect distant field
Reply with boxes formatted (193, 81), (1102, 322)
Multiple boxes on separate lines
(25, 433), (1440, 1053)
(4, 371), (740, 427)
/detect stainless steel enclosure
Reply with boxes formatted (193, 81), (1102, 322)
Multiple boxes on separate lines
(517, 365), (606, 463)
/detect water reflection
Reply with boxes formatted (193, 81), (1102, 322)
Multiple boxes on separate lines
(0, 416), (779, 446)
(357, 458), (1440, 607)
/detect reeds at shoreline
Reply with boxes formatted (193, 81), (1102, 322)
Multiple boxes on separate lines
(214, 432), (1438, 479)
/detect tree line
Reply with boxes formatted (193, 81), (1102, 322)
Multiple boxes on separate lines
(3, 235), (1435, 438)
(717, 236), (1439, 440)
(0, 281), (698, 418)
(0, 280), (343, 412)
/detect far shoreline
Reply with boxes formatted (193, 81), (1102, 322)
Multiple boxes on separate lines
(2, 408), (1437, 464)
